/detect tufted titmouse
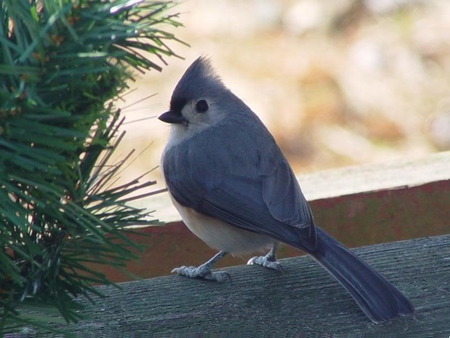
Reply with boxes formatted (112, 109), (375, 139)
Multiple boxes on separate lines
(158, 57), (414, 323)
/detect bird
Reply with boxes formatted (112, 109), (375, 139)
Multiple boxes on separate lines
(158, 56), (414, 323)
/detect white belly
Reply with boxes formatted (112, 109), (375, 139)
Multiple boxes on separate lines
(169, 194), (274, 254)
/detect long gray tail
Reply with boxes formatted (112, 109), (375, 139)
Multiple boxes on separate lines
(307, 227), (414, 323)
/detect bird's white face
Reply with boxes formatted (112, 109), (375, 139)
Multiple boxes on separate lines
(159, 57), (233, 148)
(167, 97), (226, 146)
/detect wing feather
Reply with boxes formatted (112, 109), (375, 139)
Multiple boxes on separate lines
(163, 119), (317, 251)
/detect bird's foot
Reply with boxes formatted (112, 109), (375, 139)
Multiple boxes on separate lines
(171, 265), (231, 282)
(247, 255), (284, 273)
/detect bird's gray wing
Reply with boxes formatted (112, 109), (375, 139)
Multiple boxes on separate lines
(163, 122), (317, 251)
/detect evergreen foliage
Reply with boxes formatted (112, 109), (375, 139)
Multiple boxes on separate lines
(0, 0), (184, 332)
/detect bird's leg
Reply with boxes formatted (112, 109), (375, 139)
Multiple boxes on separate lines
(171, 250), (231, 282)
(247, 243), (284, 273)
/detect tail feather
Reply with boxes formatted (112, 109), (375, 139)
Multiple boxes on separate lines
(306, 227), (414, 323)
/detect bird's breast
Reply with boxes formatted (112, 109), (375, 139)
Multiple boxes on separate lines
(168, 192), (273, 255)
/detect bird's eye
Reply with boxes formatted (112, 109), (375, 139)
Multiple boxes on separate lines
(195, 99), (209, 113)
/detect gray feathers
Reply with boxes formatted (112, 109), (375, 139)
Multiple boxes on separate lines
(164, 57), (317, 249)
(170, 57), (228, 112)
(161, 57), (415, 323)
(163, 117), (317, 250)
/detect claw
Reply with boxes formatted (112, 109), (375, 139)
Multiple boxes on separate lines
(171, 251), (231, 282)
(247, 256), (284, 273)
(247, 244), (284, 273)
(204, 270), (232, 283)
(172, 265), (231, 282)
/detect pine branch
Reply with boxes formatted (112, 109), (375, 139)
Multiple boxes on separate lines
(0, 0), (185, 333)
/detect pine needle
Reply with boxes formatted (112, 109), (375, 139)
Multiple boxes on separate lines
(0, 0), (185, 334)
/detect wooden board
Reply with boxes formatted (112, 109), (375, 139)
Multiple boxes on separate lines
(32, 234), (450, 336)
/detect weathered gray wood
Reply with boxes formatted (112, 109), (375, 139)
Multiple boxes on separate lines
(38, 234), (450, 336)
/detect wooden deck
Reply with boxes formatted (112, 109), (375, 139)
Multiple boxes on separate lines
(28, 151), (450, 335)
(38, 234), (450, 336)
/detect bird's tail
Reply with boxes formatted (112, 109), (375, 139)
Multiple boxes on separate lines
(308, 227), (414, 323)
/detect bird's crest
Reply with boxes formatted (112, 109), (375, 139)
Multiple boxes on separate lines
(171, 57), (226, 105)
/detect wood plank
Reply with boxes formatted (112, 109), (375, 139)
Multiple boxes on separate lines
(36, 234), (450, 336)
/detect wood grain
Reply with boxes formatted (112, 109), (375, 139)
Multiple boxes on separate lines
(33, 234), (450, 336)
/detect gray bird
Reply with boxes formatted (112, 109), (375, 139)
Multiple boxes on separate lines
(159, 57), (414, 323)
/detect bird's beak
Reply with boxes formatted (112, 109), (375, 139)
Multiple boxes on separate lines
(158, 110), (188, 125)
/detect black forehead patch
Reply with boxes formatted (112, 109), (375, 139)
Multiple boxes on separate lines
(170, 97), (188, 114)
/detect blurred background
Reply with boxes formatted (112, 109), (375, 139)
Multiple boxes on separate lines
(116, 0), (450, 193)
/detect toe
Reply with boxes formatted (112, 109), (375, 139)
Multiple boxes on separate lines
(205, 271), (232, 283)
(265, 261), (284, 273)
(247, 256), (262, 266)
(171, 265), (231, 282)
(247, 256), (284, 273)
(171, 266), (184, 274)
